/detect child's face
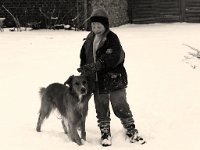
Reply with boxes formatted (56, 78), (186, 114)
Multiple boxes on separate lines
(91, 22), (105, 36)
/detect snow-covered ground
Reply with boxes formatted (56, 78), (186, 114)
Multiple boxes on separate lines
(0, 23), (200, 150)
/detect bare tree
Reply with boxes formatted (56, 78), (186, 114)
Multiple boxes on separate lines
(2, 5), (21, 31)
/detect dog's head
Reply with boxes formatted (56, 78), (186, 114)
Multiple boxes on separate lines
(64, 75), (88, 97)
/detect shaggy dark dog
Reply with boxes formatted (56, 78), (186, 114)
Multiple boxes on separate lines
(36, 75), (91, 145)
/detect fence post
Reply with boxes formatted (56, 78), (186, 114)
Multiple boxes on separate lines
(127, 0), (133, 23)
(83, 0), (88, 30)
(180, 0), (186, 22)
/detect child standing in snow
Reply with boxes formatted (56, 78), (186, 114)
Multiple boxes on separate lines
(77, 8), (145, 146)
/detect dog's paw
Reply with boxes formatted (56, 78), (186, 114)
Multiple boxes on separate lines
(36, 127), (41, 132)
(72, 137), (82, 146)
(81, 131), (86, 141)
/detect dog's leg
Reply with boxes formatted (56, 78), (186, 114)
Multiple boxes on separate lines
(36, 98), (52, 132)
(36, 113), (45, 132)
(80, 119), (86, 141)
(61, 117), (68, 134)
(68, 123), (82, 145)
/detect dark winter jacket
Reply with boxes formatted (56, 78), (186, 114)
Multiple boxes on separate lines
(80, 30), (128, 94)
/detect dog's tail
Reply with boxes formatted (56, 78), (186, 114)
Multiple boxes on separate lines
(39, 87), (46, 98)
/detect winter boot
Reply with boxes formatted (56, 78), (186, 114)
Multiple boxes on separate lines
(126, 124), (146, 144)
(100, 124), (112, 146)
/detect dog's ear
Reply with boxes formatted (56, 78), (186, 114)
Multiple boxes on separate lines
(64, 75), (74, 86)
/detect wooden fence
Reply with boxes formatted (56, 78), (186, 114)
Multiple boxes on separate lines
(186, 0), (200, 22)
(129, 0), (200, 23)
(0, 0), (87, 29)
(1, 0), (200, 28)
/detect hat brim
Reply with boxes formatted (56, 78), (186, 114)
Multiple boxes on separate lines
(90, 16), (109, 29)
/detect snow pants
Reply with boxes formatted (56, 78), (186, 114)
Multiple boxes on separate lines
(93, 82), (135, 129)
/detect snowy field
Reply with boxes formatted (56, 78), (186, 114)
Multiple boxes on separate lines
(0, 23), (200, 150)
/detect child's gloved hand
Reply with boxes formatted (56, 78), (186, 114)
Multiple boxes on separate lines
(77, 61), (103, 75)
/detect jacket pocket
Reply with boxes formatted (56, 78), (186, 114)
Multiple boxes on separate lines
(104, 72), (127, 91)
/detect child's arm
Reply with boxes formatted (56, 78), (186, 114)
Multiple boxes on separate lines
(98, 33), (124, 70)
(80, 43), (87, 67)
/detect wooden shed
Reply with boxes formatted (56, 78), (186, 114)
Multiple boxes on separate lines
(128, 0), (200, 23)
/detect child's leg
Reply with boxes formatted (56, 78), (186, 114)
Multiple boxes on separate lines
(110, 88), (135, 127)
(94, 92), (112, 146)
(94, 92), (111, 126)
(93, 84), (111, 146)
(110, 88), (145, 144)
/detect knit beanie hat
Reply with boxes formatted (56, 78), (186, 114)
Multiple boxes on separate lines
(90, 8), (109, 30)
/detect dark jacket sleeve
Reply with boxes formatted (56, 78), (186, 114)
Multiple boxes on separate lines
(80, 42), (86, 67)
(99, 32), (123, 69)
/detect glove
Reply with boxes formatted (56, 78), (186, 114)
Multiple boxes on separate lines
(77, 61), (103, 75)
